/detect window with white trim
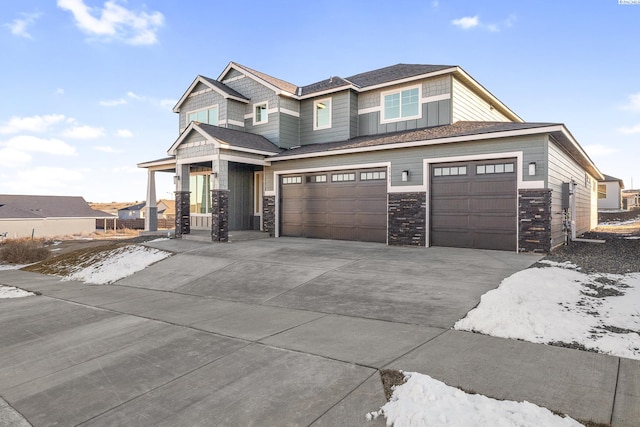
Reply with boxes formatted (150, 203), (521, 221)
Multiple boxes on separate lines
(187, 106), (219, 126)
(382, 86), (420, 122)
(360, 171), (386, 181)
(433, 166), (467, 176)
(306, 174), (327, 183)
(476, 163), (515, 175)
(331, 172), (356, 182)
(313, 98), (332, 130)
(282, 176), (302, 184)
(254, 102), (268, 125)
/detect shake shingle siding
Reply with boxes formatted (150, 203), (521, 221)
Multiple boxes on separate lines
(179, 89), (226, 132)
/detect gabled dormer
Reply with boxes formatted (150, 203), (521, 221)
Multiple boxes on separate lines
(173, 75), (250, 133)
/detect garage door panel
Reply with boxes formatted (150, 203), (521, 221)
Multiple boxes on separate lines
(431, 159), (516, 251)
(281, 169), (386, 243)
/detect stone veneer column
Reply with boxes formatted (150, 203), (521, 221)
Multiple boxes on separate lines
(211, 189), (229, 242)
(519, 189), (552, 253)
(174, 191), (190, 237)
(388, 192), (427, 246)
(262, 196), (276, 237)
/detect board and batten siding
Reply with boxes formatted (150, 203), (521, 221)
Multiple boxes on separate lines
(546, 139), (597, 248)
(300, 90), (352, 145)
(358, 100), (451, 136)
(264, 134), (547, 192)
(451, 77), (511, 123)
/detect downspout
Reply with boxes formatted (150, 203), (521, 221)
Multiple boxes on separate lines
(567, 179), (605, 244)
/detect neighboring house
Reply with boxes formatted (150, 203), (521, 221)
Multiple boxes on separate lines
(118, 201), (173, 220)
(139, 61), (603, 252)
(622, 189), (640, 210)
(0, 195), (110, 239)
(597, 174), (624, 210)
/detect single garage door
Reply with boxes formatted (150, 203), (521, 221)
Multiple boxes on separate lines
(280, 168), (387, 243)
(430, 159), (517, 251)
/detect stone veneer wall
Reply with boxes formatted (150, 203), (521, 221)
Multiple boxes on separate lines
(174, 191), (190, 237)
(519, 189), (552, 253)
(263, 196), (276, 237)
(211, 190), (229, 242)
(388, 192), (426, 246)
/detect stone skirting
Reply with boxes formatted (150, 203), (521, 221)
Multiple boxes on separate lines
(519, 189), (552, 253)
(174, 191), (190, 237)
(211, 190), (229, 242)
(388, 192), (427, 246)
(263, 196), (276, 237)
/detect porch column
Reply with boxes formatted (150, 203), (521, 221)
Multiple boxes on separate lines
(144, 169), (158, 232)
(211, 157), (229, 242)
(175, 164), (190, 237)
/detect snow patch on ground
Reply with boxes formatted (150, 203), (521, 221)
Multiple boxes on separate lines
(0, 264), (29, 271)
(0, 285), (35, 298)
(62, 245), (171, 285)
(367, 372), (582, 426)
(454, 263), (640, 360)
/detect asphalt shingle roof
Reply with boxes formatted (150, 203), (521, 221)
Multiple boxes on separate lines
(199, 75), (249, 101)
(271, 121), (558, 158)
(231, 62), (299, 95)
(344, 63), (455, 88)
(196, 123), (283, 154)
(0, 195), (110, 219)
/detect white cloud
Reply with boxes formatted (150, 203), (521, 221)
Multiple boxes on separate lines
(99, 98), (127, 106)
(0, 114), (66, 134)
(6, 167), (85, 195)
(584, 144), (618, 156)
(127, 91), (142, 100)
(55, 88), (65, 95)
(57, 0), (164, 45)
(621, 93), (640, 113)
(452, 16), (479, 30)
(116, 129), (133, 138)
(618, 123), (640, 135)
(0, 146), (32, 168)
(504, 14), (517, 28)
(94, 145), (122, 153)
(3, 135), (77, 156)
(158, 99), (176, 110)
(63, 125), (105, 139)
(3, 12), (41, 39)
(431, 0), (439, 8)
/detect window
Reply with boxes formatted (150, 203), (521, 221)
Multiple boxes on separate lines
(598, 184), (607, 199)
(476, 162), (514, 175)
(306, 175), (327, 183)
(314, 98), (332, 130)
(189, 173), (211, 214)
(433, 166), (467, 176)
(331, 172), (356, 182)
(360, 171), (386, 181)
(382, 86), (420, 122)
(283, 176), (302, 184)
(254, 102), (268, 125)
(187, 106), (218, 126)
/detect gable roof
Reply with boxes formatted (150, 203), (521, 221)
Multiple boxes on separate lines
(220, 62), (299, 96)
(345, 63), (454, 88)
(119, 202), (146, 212)
(601, 174), (625, 188)
(173, 75), (249, 113)
(167, 122), (282, 156)
(269, 121), (603, 180)
(0, 195), (110, 219)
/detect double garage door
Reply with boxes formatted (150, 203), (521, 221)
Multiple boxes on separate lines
(280, 159), (517, 250)
(280, 168), (387, 243)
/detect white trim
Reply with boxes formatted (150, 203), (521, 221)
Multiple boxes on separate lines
(221, 74), (245, 84)
(219, 154), (269, 166)
(358, 106), (380, 115)
(176, 155), (216, 165)
(298, 84), (359, 100)
(254, 171), (264, 227)
(252, 101), (269, 125)
(380, 85), (422, 124)
(280, 108), (300, 118)
(185, 104), (220, 127)
(188, 88), (213, 97)
(421, 93), (451, 103)
(388, 185), (427, 193)
(313, 97), (332, 130)
(220, 119), (245, 127)
(268, 125), (569, 162)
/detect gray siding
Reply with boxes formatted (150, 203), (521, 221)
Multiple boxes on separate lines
(279, 113), (300, 149)
(178, 89), (227, 132)
(349, 91), (358, 139)
(265, 134), (547, 191)
(451, 77), (510, 122)
(547, 138), (597, 248)
(226, 99), (246, 128)
(228, 163), (255, 230)
(359, 99), (451, 136)
(176, 133), (214, 160)
(300, 91), (352, 145)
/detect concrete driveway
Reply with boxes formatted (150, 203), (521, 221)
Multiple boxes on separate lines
(0, 237), (636, 426)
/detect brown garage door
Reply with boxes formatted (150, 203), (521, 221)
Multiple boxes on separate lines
(430, 159), (517, 251)
(281, 169), (387, 243)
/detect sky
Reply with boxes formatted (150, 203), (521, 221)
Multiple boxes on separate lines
(1, 0), (639, 203)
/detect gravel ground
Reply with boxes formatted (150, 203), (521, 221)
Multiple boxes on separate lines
(541, 226), (640, 274)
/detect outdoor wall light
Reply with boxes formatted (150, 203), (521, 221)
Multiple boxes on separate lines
(401, 170), (410, 182)
(212, 171), (218, 178)
(173, 175), (180, 184)
(528, 162), (536, 176)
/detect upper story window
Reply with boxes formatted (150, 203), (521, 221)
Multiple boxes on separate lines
(187, 106), (218, 126)
(598, 184), (607, 199)
(254, 102), (268, 125)
(382, 86), (420, 123)
(313, 98), (332, 130)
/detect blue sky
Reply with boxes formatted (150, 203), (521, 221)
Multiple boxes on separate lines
(1, 0), (639, 203)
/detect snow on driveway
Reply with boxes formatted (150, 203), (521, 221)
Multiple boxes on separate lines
(454, 260), (640, 360)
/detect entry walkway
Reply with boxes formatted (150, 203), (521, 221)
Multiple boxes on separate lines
(0, 238), (636, 426)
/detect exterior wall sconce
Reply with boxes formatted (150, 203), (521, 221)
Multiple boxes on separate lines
(528, 162), (536, 176)
(212, 171), (218, 178)
(173, 175), (180, 184)
(401, 170), (410, 182)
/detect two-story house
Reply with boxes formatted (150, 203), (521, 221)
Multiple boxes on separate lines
(138, 62), (602, 252)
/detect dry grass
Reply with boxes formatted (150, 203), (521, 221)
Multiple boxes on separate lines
(0, 238), (51, 264)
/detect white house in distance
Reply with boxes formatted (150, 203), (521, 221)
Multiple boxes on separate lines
(597, 174), (624, 210)
(139, 61), (603, 253)
(0, 195), (109, 239)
